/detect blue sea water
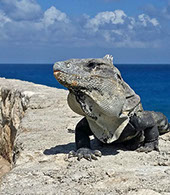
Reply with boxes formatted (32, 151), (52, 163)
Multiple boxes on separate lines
(0, 64), (170, 120)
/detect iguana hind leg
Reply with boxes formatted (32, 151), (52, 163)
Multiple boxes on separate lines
(137, 111), (170, 152)
(130, 111), (160, 152)
(137, 125), (159, 152)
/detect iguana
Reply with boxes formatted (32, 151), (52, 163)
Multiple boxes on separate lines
(53, 55), (170, 161)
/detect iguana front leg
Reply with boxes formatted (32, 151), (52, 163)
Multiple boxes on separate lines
(68, 117), (102, 161)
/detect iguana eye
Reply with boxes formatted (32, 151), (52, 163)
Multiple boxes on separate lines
(66, 63), (70, 68)
(87, 62), (95, 69)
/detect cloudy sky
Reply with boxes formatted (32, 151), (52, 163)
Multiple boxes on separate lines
(0, 0), (170, 64)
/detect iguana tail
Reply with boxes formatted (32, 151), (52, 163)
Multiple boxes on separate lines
(158, 119), (170, 135)
(151, 112), (170, 134)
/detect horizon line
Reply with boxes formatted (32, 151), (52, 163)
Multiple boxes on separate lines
(0, 63), (170, 65)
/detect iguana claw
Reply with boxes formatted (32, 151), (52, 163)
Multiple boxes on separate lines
(68, 148), (102, 161)
(137, 140), (159, 153)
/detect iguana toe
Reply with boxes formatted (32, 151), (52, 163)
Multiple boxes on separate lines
(68, 150), (77, 158)
(93, 150), (102, 157)
(137, 140), (159, 153)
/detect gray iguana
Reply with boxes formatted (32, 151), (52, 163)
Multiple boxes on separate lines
(53, 55), (170, 161)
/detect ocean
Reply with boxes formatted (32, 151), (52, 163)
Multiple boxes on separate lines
(0, 64), (170, 120)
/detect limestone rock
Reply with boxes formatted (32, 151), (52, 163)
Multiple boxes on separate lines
(0, 78), (170, 195)
(0, 87), (28, 163)
(0, 155), (11, 179)
(127, 189), (161, 195)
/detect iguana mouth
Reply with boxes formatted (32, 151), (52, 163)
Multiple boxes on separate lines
(54, 70), (62, 73)
(53, 70), (65, 77)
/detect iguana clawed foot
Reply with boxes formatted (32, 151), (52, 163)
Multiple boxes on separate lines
(137, 140), (159, 153)
(68, 148), (102, 161)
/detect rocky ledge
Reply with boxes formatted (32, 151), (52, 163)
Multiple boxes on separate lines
(0, 78), (170, 195)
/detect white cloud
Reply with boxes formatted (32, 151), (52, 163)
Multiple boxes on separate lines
(0, 0), (74, 44)
(43, 6), (69, 27)
(0, 0), (42, 21)
(82, 10), (162, 48)
(38, 6), (75, 44)
(0, 11), (11, 27)
(128, 17), (135, 30)
(85, 10), (127, 32)
(138, 14), (159, 27)
(0, 1), (164, 50)
(0, 10), (11, 40)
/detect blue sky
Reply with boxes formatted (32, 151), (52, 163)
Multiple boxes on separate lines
(0, 0), (170, 64)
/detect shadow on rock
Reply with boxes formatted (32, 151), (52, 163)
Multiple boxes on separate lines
(43, 139), (128, 156)
(43, 142), (75, 155)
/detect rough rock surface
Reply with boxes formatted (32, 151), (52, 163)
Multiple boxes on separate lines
(0, 78), (170, 195)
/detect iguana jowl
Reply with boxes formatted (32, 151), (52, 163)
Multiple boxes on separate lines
(53, 55), (170, 161)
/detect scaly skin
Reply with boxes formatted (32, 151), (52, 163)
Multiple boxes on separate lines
(53, 55), (170, 161)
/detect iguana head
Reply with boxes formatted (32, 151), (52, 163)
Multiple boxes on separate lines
(53, 54), (121, 90)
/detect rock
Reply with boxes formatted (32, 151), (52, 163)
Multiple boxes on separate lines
(0, 88), (28, 163)
(106, 169), (116, 177)
(0, 78), (170, 195)
(127, 189), (161, 195)
(0, 155), (11, 179)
